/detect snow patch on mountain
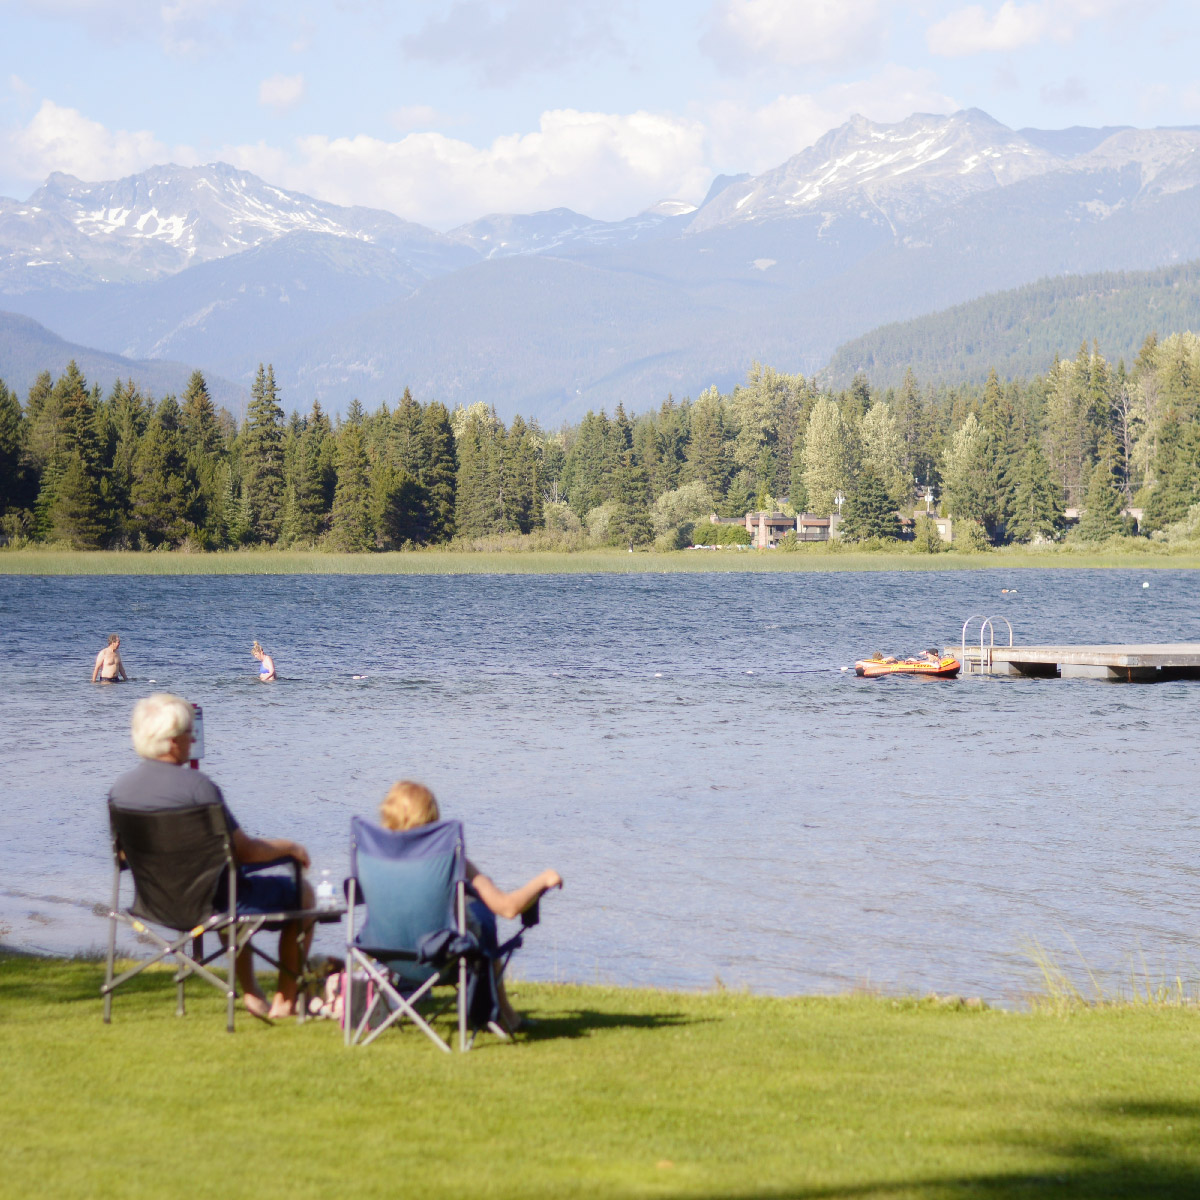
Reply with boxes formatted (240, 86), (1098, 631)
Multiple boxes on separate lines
(688, 109), (1060, 233)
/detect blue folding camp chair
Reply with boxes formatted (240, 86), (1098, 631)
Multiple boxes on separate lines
(344, 816), (520, 1052)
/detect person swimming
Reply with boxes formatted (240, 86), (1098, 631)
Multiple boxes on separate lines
(251, 641), (276, 681)
(92, 634), (128, 683)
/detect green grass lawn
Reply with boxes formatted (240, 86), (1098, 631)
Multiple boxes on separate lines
(2, 545), (1200, 574)
(4, 957), (1200, 1198)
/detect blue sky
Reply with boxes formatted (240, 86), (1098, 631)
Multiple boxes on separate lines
(2, 1), (1198, 228)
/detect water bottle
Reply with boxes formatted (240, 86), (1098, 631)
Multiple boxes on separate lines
(316, 869), (336, 912)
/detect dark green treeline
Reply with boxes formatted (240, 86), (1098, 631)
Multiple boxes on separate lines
(3, 331), (1200, 551)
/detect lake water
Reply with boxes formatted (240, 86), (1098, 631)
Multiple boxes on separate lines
(2, 567), (1198, 1006)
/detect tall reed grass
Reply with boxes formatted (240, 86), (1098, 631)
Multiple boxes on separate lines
(3, 543), (1199, 575)
(1026, 937), (1200, 1013)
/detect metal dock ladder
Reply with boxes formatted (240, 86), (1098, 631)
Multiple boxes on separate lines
(961, 615), (1013, 675)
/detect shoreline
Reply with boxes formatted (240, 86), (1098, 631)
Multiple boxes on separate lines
(3, 546), (1200, 575)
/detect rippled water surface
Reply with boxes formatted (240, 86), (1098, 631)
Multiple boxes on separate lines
(2, 568), (1198, 1004)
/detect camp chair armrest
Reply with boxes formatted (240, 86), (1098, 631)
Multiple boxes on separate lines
(242, 854), (301, 872)
(241, 855), (304, 892)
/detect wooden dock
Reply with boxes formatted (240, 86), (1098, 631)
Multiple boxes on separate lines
(958, 643), (1200, 681)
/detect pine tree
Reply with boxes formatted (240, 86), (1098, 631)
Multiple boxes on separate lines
(420, 401), (456, 542)
(129, 399), (193, 546)
(1043, 347), (1095, 506)
(330, 416), (373, 551)
(894, 367), (934, 485)
(1076, 456), (1127, 542)
(504, 415), (541, 533)
(181, 371), (223, 461)
(562, 411), (608, 517)
(1142, 420), (1200, 532)
(845, 373), (872, 424)
(391, 387), (424, 477)
(682, 389), (730, 500)
(281, 403), (330, 545)
(373, 465), (428, 547)
(611, 429), (651, 547)
(46, 363), (107, 547)
(0, 379), (25, 515)
(454, 409), (506, 538)
(653, 396), (687, 495)
(1008, 442), (1065, 543)
(50, 455), (107, 547)
(241, 364), (285, 542)
(23, 370), (60, 473)
(105, 380), (149, 531)
(840, 468), (901, 541)
(722, 470), (754, 519)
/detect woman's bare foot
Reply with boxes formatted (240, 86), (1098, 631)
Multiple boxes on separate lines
(267, 992), (296, 1019)
(243, 991), (271, 1019)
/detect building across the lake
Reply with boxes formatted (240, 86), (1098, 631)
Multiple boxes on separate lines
(704, 510), (953, 547)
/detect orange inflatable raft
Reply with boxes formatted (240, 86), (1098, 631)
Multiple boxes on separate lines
(854, 654), (961, 679)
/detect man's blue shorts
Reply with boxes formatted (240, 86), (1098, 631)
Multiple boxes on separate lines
(215, 869), (300, 915)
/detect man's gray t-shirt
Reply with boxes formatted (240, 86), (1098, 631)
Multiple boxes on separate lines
(108, 759), (241, 833)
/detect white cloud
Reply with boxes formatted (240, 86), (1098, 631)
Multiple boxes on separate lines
(223, 109), (711, 228)
(703, 0), (884, 70)
(1, 99), (181, 184)
(926, 0), (1144, 56)
(927, 2), (1059, 55)
(258, 73), (306, 114)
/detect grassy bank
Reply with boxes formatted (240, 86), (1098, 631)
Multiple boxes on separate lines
(2, 544), (1200, 574)
(4, 956), (1200, 1198)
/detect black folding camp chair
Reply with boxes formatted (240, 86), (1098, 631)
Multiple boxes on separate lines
(100, 802), (330, 1032)
(344, 816), (527, 1052)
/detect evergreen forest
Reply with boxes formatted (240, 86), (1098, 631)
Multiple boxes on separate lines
(4, 330), (1200, 553)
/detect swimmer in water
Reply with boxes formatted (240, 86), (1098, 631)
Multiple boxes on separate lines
(92, 634), (128, 683)
(252, 641), (276, 681)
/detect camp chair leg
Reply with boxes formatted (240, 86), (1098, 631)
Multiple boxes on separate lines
(349, 949), (450, 1052)
(344, 879), (357, 1047)
(103, 870), (120, 1024)
(222, 926), (235, 1033)
(458, 956), (468, 1053)
(456, 882), (468, 1053)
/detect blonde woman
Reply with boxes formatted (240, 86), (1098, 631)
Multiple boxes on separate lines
(252, 641), (275, 681)
(379, 780), (562, 1030)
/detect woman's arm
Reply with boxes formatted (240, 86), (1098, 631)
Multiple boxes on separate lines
(466, 861), (562, 920)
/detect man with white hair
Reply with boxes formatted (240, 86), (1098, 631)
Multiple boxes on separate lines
(109, 692), (314, 1020)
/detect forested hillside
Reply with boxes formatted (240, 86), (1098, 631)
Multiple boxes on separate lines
(2, 332), (1200, 553)
(825, 261), (1200, 388)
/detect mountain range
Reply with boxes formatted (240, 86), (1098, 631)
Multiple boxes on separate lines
(3, 108), (1200, 423)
